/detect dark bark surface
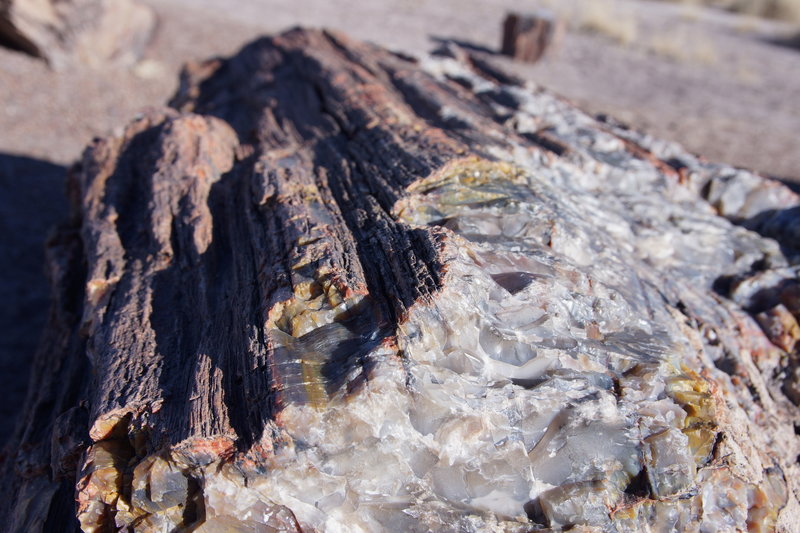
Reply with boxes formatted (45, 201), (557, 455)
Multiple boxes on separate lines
(1, 29), (488, 531)
(500, 12), (564, 63)
(1, 28), (799, 532)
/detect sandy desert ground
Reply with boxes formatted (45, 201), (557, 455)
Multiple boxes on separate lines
(0, 0), (798, 441)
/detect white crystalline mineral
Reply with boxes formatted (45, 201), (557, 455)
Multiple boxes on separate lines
(72, 40), (799, 533)
(101, 149), (793, 530)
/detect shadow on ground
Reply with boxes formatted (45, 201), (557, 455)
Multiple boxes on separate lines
(763, 31), (800, 52)
(0, 154), (67, 445)
(429, 35), (500, 56)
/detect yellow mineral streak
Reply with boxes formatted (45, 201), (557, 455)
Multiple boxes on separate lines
(407, 158), (527, 194)
(394, 158), (528, 223)
(665, 368), (719, 465)
(300, 358), (329, 408)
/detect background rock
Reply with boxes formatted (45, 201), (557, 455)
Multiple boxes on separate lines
(0, 0), (155, 68)
(501, 11), (564, 63)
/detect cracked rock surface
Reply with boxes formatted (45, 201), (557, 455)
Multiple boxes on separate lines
(1, 28), (799, 532)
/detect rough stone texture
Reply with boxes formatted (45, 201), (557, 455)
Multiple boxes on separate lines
(2, 28), (799, 532)
(0, 0), (155, 68)
(500, 11), (564, 63)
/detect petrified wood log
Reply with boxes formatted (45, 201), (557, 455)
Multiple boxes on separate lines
(0, 0), (154, 68)
(501, 11), (564, 63)
(2, 28), (800, 532)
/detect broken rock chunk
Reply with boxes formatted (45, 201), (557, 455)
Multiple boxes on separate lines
(2, 28), (799, 533)
(0, 0), (155, 68)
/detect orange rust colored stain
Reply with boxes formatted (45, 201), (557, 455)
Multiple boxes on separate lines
(734, 311), (781, 362)
(180, 436), (236, 462)
(235, 441), (279, 473)
(380, 336), (399, 351)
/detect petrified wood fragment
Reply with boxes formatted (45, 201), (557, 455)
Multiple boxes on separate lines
(0, 0), (154, 68)
(501, 11), (564, 63)
(2, 28), (800, 532)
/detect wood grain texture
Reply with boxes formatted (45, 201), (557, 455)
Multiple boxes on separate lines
(1, 28), (798, 531)
(500, 12), (564, 63)
(1, 29), (487, 531)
